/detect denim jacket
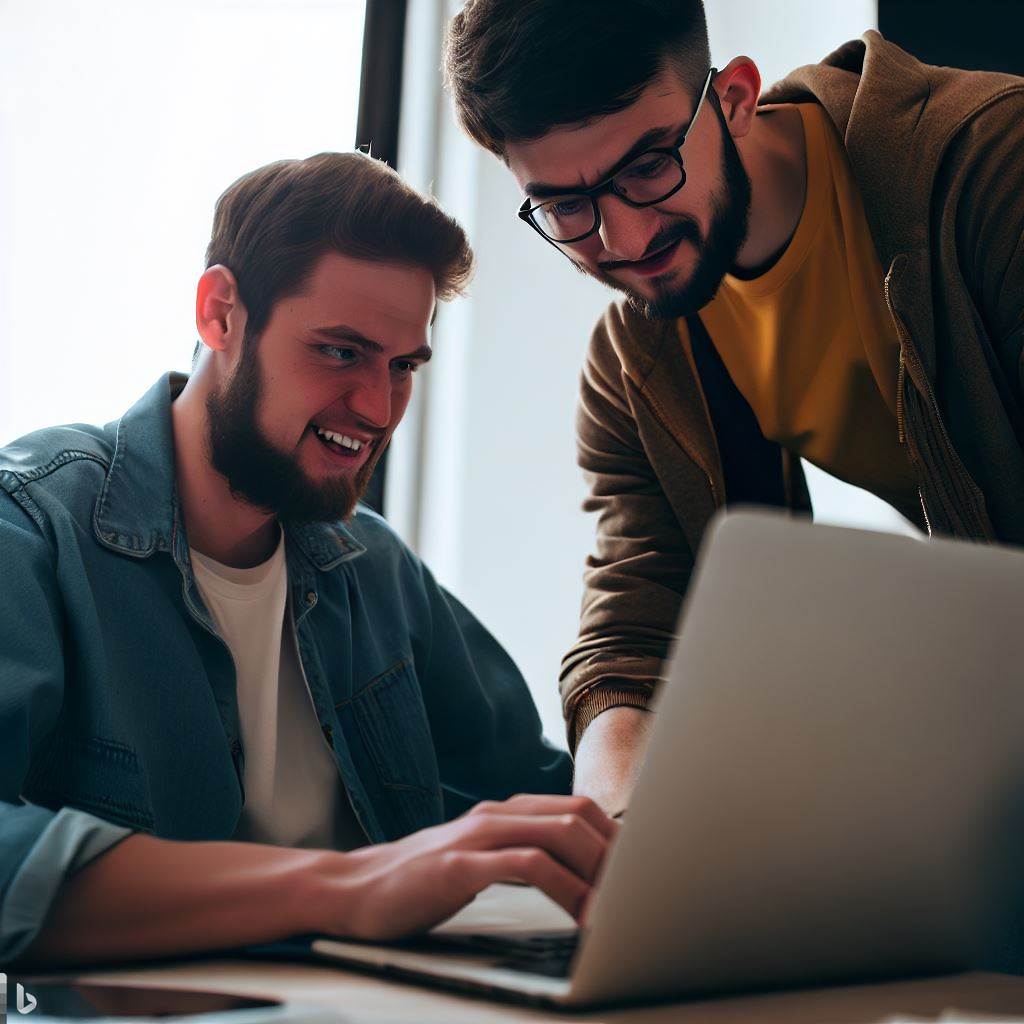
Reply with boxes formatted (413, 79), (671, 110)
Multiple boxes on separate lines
(0, 374), (570, 961)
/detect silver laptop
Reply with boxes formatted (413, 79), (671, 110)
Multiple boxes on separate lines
(288, 510), (1024, 1008)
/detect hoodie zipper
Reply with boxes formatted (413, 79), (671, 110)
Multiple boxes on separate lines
(895, 346), (906, 446)
(884, 266), (992, 539)
(894, 344), (933, 533)
(885, 268), (941, 536)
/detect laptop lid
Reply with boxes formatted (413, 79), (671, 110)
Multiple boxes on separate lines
(570, 511), (1024, 1005)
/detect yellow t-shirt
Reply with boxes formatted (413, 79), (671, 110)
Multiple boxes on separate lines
(695, 102), (919, 515)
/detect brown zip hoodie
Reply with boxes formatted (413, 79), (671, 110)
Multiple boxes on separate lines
(562, 31), (1024, 751)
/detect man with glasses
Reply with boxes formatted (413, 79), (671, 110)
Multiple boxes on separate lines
(445, 1), (1024, 814)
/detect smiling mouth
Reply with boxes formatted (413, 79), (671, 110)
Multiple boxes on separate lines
(599, 223), (695, 277)
(311, 425), (371, 460)
(621, 236), (685, 276)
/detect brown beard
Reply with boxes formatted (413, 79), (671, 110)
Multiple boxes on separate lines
(205, 333), (382, 525)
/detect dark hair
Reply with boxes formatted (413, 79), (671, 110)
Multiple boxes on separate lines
(202, 151), (473, 346)
(444, 0), (711, 159)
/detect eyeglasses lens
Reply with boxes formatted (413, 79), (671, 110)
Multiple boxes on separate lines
(532, 195), (596, 243)
(531, 152), (685, 242)
(612, 151), (685, 203)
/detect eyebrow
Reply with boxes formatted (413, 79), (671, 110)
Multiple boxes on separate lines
(312, 324), (432, 362)
(523, 124), (682, 199)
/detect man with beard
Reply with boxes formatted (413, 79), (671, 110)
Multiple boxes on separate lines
(444, 2), (1024, 813)
(0, 153), (615, 967)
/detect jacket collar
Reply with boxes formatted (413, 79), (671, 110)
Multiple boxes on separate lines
(93, 372), (366, 569)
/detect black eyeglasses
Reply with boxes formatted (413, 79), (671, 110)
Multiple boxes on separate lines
(517, 67), (716, 246)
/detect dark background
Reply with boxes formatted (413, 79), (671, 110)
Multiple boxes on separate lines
(879, 0), (1024, 75)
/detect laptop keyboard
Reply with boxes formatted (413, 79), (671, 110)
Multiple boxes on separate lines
(432, 931), (579, 978)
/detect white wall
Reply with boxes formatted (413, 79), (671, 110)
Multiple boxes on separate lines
(389, 2), (609, 745)
(706, 0), (873, 90)
(396, 0), (913, 747)
(417, 165), (611, 745)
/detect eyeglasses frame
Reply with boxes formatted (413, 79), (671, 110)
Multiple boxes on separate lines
(517, 66), (718, 247)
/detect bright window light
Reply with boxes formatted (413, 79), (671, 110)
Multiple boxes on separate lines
(0, 0), (366, 443)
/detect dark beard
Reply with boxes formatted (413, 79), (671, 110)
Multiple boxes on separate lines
(205, 335), (380, 525)
(591, 95), (752, 321)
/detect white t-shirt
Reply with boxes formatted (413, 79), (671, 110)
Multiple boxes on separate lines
(191, 532), (365, 851)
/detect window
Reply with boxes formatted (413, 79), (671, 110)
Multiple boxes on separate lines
(0, 0), (366, 442)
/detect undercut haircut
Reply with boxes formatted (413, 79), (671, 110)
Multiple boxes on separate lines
(202, 152), (473, 348)
(444, 0), (712, 160)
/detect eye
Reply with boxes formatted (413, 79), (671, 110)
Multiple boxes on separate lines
(623, 153), (671, 180)
(547, 197), (587, 218)
(320, 345), (357, 363)
(392, 359), (421, 377)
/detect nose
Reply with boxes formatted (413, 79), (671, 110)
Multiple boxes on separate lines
(345, 372), (392, 431)
(595, 195), (657, 262)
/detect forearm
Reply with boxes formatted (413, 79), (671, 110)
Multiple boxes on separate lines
(16, 794), (618, 964)
(17, 832), (324, 968)
(572, 706), (652, 815)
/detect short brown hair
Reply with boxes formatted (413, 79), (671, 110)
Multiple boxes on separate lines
(444, 0), (710, 160)
(205, 152), (473, 340)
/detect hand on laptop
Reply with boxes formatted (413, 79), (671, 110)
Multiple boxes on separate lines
(305, 794), (618, 941)
(17, 799), (615, 968)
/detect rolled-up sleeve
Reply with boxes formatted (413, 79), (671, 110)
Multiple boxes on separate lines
(1, 806), (131, 962)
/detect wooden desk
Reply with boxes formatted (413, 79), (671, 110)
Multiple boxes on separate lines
(48, 961), (1024, 1024)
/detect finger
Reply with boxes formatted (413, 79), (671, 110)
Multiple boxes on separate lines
(470, 794), (620, 843)
(579, 881), (600, 929)
(454, 848), (590, 923)
(462, 813), (609, 884)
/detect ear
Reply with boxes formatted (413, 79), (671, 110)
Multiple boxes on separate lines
(195, 265), (247, 354)
(713, 57), (762, 141)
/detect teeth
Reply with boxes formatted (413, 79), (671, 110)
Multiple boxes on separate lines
(315, 426), (364, 451)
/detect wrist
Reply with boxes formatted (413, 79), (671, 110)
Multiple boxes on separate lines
(287, 845), (373, 938)
(278, 847), (342, 936)
(572, 706), (652, 815)
(571, 688), (651, 754)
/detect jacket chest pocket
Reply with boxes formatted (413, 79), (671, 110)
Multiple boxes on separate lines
(24, 735), (154, 831)
(336, 659), (442, 840)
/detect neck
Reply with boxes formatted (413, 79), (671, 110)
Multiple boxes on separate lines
(171, 369), (280, 569)
(733, 104), (807, 275)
